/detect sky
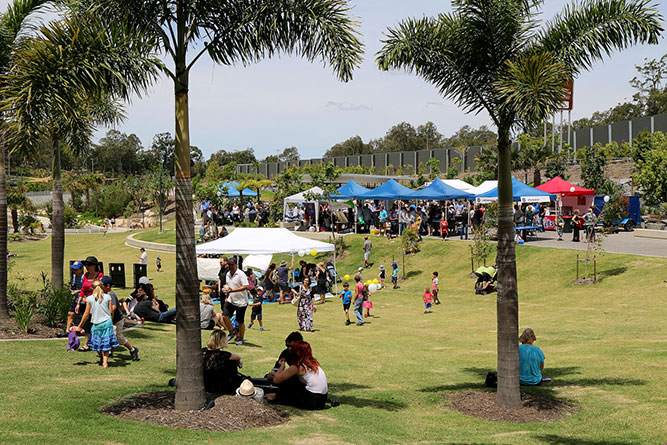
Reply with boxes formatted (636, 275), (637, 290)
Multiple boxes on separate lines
(3, 0), (667, 161)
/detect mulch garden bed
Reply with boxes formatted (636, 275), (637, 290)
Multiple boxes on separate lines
(101, 391), (288, 431)
(446, 390), (576, 423)
(0, 315), (64, 340)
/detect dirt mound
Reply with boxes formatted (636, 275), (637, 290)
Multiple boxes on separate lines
(446, 390), (576, 423)
(101, 391), (287, 431)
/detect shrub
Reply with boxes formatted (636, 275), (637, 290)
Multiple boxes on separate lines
(12, 292), (37, 333)
(41, 288), (73, 327)
(89, 182), (133, 218)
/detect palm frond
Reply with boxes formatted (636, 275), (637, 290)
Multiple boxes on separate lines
(536, 0), (663, 73)
(495, 51), (570, 125)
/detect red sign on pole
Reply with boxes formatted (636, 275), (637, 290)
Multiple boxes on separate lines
(560, 79), (574, 111)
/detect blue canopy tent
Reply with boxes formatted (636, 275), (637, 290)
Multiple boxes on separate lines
(476, 177), (556, 203)
(356, 179), (414, 200)
(218, 181), (259, 198)
(406, 178), (475, 200)
(335, 180), (371, 199)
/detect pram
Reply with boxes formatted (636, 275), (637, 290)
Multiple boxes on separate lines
(325, 261), (341, 284)
(474, 266), (497, 295)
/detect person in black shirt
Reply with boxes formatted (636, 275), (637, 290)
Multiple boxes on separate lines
(201, 330), (244, 394)
(217, 256), (229, 300)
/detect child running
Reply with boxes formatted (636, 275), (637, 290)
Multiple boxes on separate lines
(378, 265), (385, 289)
(339, 282), (352, 326)
(391, 262), (399, 289)
(432, 271), (441, 304)
(76, 279), (118, 368)
(248, 286), (265, 331)
(423, 287), (433, 314)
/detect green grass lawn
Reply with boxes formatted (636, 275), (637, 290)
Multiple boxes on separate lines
(1, 231), (666, 444)
(132, 219), (178, 245)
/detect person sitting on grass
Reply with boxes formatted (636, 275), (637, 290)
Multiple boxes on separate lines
(519, 328), (546, 386)
(266, 340), (329, 410)
(133, 288), (177, 324)
(200, 291), (224, 330)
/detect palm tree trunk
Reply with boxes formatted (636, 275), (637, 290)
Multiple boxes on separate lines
(0, 148), (10, 322)
(495, 123), (521, 409)
(51, 140), (65, 291)
(173, 8), (205, 411)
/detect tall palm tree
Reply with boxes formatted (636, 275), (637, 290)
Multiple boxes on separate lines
(74, 0), (364, 410)
(377, 0), (661, 408)
(0, 12), (160, 291)
(0, 0), (51, 322)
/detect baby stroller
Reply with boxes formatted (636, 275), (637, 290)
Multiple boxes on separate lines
(326, 261), (341, 284)
(474, 266), (497, 295)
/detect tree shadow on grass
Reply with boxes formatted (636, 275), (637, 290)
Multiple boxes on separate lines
(405, 270), (423, 279)
(332, 394), (406, 411)
(596, 266), (628, 282)
(328, 382), (371, 392)
(535, 434), (635, 445)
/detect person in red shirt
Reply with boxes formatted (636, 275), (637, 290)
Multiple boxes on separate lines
(353, 275), (365, 326)
(439, 216), (449, 241)
(423, 287), (433, 314)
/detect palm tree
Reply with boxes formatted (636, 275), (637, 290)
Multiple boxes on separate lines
(75, 0), (363, 410)
(377, 0), (661, 408)
(0, 0), (52, 322)
(0, 12), (160, 291)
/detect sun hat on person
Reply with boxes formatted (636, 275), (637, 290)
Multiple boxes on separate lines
(70, 261), (83, 270)
(138, 276), (150, 285)
(358, 267), (363, 272)
(379, 265), (384, 270)
(82, 256), (99, 266)
(280, 260), (287, 267)
(236, 379), (257, 397)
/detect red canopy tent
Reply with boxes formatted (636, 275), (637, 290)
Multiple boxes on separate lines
(535, 176), (594, 196)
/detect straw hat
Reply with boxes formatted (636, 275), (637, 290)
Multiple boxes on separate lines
(236, 379), (257, 397)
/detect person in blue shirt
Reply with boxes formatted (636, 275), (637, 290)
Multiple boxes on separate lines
(339, 282), (353, 326)
(518, 328), (546, 385)
(378, 206), (388, 236)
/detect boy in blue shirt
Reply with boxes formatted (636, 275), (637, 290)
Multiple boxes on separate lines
(339, 282), (352, 326)
(518, 328), (546, 385)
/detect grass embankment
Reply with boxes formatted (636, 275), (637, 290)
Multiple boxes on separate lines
(1, 232), (666, 444)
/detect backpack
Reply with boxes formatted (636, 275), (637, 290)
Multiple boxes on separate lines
(485, 371), (498, 388)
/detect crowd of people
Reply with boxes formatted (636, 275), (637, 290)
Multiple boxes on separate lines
(198, 201), (272, 242)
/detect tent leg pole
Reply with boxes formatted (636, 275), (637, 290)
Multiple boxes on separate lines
(334, 248), (338, 295)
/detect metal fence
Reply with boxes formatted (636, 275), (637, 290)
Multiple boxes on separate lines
(237, 112), (667, 179)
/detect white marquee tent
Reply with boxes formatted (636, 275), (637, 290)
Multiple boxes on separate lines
(468, 180), (498, 196)
(283, 186), (325, 229)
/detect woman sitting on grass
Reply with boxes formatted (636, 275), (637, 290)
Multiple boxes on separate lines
(268, 341), (328, 410)
(76, 279), (118, 368)
(201, 330), (244, 394)
(200, 292), (224, 330)
(519, 328), (546, 386)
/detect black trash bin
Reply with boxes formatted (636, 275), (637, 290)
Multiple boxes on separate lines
(133, 264), (147, 288)
(109, 263), (126, 288)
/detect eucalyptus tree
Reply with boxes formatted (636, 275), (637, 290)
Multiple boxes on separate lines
(377, 0), (662, 408)
(0, 13), (160, 291)
(0, 0), (52, 322)
(71, 0), (364, 410)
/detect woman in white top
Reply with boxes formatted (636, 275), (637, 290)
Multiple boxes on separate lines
(76, 279), (119, 368)
(271, 341), (328, 409)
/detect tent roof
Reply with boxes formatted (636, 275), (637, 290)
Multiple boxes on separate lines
(535, 176), (594, 196)
(284, 186), (325, 203)
(357, 179), (414, 200)
(334, 180), (370, 199)
(468, 180), (498, 196)
(218, 181), (258, 197)
(476, 177), (556, 203)
(440, 179), (476, 193)
(407, 178), (475, 200)
(196, 228), (334, 255)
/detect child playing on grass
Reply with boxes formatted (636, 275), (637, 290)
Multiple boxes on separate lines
(432, 271), (440, 304)
(363, 285), (374, 318)
(248, 286), (265, 331)
(423, 287), (433, 314)
(439, 216), (448, 241)
(391, 262), (399, 289)
(156, 256), (162, 272)
(339, 282), (352, 326)
(378, 265), (385, 289)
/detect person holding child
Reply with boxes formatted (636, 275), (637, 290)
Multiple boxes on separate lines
(76, 279), (118, 368)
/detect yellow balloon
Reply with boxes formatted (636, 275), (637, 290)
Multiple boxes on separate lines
(310, 249), (317, 256)
(344, 274), (350, 281)
(373, 279), (379, 284)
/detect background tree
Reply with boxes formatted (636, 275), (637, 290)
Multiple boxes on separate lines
(325, 135), (372, 157)
(581, 143), (609, 191)
(94, 130), (144, 175)
(75, 0), (363, 411)
(632, 131), (667, 206)
(377, 0), (662, 408)
(209, 147), (256, 166)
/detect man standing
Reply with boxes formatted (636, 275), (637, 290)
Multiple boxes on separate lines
(137, 247), (148, 265)
(275, 259), (293, 304)
(222, 257), (250, 346)
(353, 274), (364, 326)
(362, 236), (372, 269)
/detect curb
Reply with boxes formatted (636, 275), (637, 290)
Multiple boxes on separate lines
(125, 233), (176, 254)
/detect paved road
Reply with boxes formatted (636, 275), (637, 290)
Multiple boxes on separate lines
(509, 229), (667, 258)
